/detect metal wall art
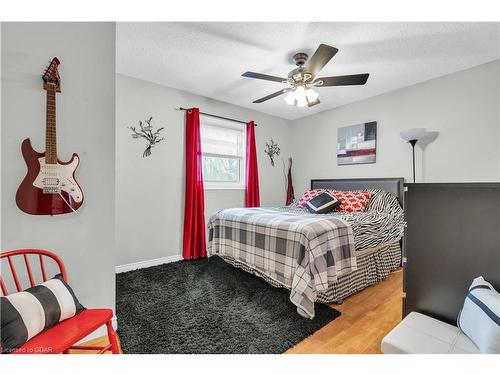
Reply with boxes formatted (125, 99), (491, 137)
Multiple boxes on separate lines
(128, 116), (165, 157)
(264, 139), (280, 167)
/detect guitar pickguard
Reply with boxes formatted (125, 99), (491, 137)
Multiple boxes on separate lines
(32, 156), (83, 203)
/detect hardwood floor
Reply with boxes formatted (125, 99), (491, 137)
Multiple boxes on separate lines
(74, 269), (403, 354)
(287, 269), (403, 354)
(68, 336), (121, 354)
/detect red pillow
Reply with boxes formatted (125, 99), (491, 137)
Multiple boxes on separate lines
(296, 189), (326, 208)
(330, 190), (372, 212)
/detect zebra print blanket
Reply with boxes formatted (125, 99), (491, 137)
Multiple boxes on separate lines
(285, 189), (405, 250)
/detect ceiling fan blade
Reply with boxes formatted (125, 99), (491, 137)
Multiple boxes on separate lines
(305, 44), (339, 79)
(242, 71), (287, 83)
(253, 88), (290, 103)
(315, 73), (369, 87)
(307, 98), (320, 107)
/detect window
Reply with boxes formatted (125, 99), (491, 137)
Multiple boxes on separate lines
(200, 116), (246, 189)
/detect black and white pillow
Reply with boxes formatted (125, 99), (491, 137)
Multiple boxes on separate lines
(306, 191), (341, 214)
(0, 274), (85, 353)
(365, 189), (403, 216)
(458, 276), (500, 354)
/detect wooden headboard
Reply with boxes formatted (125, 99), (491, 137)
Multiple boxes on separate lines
(310, 178), (405, 206)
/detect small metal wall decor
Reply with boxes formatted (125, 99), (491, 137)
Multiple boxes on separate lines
(128, 116), (165, 157)
(264, 139), (280, 167)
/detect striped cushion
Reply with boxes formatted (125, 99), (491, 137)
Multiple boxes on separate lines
(458, 276), (500, 354)
(0, 274), (85, 353)
(365, 189), (402, 216)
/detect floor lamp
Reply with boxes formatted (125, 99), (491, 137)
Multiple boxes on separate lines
(400, 128), (426, 183)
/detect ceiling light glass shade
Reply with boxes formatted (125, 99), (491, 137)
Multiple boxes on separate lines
(284, 91), (296, 105)
(400, 128), (427, 142)
(295, 85), (306, 98)
(305, 88), (319, 102)
(294, 86), (308, 107)
(296, 95), (308, 107)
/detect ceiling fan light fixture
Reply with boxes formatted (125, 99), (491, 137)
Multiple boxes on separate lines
(285, 86), (319, 108)
(284, 86), (319, 107)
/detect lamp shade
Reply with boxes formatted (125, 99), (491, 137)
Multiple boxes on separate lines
(400, 128), (427, 142)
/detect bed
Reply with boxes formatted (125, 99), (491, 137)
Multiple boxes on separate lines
(207, 178), (405, 318)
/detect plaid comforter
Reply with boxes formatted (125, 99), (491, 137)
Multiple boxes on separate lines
(207, 207), (357, 318)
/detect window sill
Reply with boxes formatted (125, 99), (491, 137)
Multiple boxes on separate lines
(204, 185), (246, 191)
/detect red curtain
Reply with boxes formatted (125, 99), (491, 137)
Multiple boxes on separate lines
(245, 121), (260, 207)
(183, 108), (207, 260)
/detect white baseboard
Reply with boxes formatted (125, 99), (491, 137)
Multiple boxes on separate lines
(77, 315), (118, 344)
(115, 254), (183, 273)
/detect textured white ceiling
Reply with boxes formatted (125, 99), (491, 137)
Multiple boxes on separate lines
(116, 22), (500, 120)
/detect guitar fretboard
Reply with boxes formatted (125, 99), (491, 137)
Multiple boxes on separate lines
(45, 84), (57, 164)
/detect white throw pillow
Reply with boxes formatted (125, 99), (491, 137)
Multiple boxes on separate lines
(458, 276), (500, 354)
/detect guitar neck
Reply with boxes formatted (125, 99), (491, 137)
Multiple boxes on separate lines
(45, 85), (57, 164)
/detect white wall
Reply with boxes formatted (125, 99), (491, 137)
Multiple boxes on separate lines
(117, 61), (500, 267)
(116, 74), (292, 266)
(290, 60), (500, 195)
(1, 23), (116, 317)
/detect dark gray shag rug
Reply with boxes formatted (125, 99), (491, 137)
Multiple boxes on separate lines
(116, 256), (340, 354)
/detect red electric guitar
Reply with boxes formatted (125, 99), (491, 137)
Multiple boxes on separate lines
(16, 57), (84, 215)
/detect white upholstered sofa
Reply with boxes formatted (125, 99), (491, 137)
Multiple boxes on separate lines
(381, 312), (480, 354)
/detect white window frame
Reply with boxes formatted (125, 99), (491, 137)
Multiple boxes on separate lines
(200, 115), (246, 190)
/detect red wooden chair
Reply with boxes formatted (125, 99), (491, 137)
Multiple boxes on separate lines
(0, 249), (120, 354)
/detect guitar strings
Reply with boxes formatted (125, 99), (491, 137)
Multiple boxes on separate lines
(58, 192), (77, 213)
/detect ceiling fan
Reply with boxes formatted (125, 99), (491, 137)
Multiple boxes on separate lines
(242, 44), (369, 108)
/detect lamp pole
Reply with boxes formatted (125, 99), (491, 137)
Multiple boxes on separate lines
(409, 139), (417, 183)
(400, 128), (426, 184)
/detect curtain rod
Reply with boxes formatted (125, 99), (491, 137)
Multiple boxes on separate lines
(175, 107), (257, 126)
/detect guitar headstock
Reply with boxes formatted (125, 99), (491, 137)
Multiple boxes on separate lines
(42, 57), (61, 92)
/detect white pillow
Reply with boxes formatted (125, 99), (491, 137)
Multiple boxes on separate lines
(458, 276), (500, 354)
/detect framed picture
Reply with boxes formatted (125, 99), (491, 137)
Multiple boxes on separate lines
(337, 121), (377, 165)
